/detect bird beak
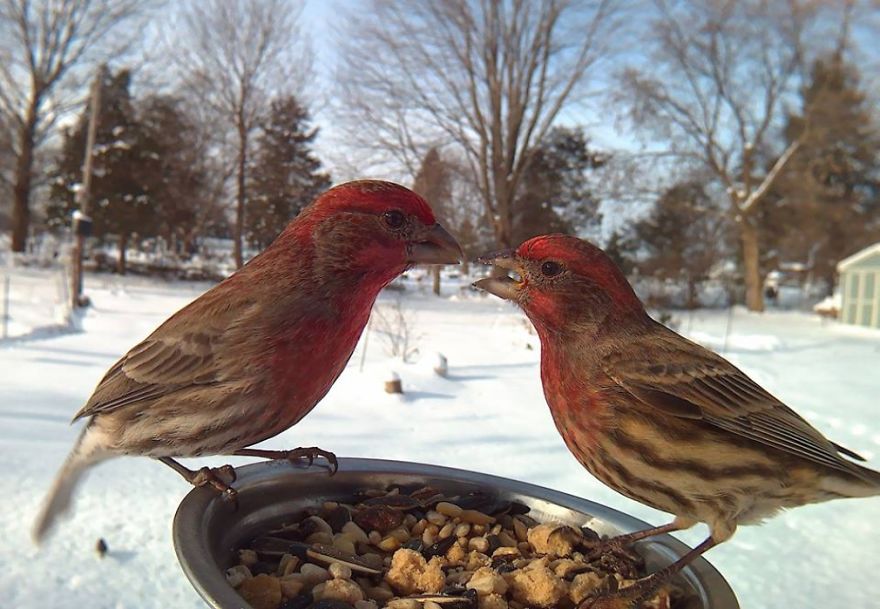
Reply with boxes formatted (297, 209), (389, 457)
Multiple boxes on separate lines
(472, 249), (523, 301)
(406, 223), (464, 265)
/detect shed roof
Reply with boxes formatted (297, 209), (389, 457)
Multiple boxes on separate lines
(837, 242), (880, 272)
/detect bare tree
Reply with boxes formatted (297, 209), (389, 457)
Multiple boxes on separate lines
(372, 297), (420, 363)
(0, 0), (145, 252)
(172, 0), (309, 268)
(617, 0), (851, 312)
(338, 0), (619, 249)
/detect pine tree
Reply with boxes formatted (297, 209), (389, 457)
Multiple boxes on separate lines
(512, 127), (604, 244)
(137, 95), (214, 255)
(631, 179), (729, 309)
(246, 96), (330, 249)
(604, 229), (637, 277)
(47, 69), (156, 273)
(767, 52), (880, 292)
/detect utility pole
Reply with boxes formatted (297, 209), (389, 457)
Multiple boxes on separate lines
(70, 65), (105, 308)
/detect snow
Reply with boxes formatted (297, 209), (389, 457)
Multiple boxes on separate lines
(2, 272), (879, 609)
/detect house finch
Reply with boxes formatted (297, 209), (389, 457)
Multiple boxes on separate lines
(475, 234), (880, 608)
(33, 180), (463, 543)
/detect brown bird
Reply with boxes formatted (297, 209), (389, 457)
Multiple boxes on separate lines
(475, 234), (880, 608)
(33, 180), (463, 543)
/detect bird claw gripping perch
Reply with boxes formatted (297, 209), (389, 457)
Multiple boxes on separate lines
(579, 592), (639, 609)
(582, 537), (644, 566)
(579, 574), (666, 609)
(577, 576), (644, 609)
(189, 465), (238, 495)
(284, 446), (339, 475)
(233, 446), (339, 475)
(158, 457), (239, 507)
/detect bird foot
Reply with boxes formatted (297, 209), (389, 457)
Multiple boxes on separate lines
(578, 572), (671, 609)
(282, 446), (339, 474)
(578, 579), (644, 609)
(583, 537), (643, 564)
(578, 593), (638, 609)
(233, 446), (339, 475)
(190, 464), (239, 505)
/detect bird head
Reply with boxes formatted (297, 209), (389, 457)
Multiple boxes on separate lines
(277, 180), (463, 286)
(473, 234), (644, 333)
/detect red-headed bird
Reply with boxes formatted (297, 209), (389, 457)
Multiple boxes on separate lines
(34, 180), (462, 542)
(475, 234), (879, 607)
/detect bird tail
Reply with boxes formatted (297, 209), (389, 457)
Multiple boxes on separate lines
(32, 424), (110, 544)
(822, 462), (880, 499)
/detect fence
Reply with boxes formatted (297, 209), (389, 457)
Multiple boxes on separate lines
(0, 255), (73, 342)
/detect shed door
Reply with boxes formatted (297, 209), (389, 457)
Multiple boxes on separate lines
(867, 271), (879, 327)
(846, 272), (859, 323)
(854, 270), (879, 327)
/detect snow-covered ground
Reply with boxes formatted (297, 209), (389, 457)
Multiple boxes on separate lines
(2, 271), (879, 609)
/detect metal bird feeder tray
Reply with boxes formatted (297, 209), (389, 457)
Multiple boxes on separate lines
(173, 458), (739, 609)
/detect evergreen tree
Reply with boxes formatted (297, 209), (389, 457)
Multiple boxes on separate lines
(631, 179), (729, 309)
(246, 96), (330, 249)
(604, 229), (637, 277)
(512, 127), (604, 244)
(767, 52), (880, 292)
(47, 69), (156, 273)
(137, 95), (214, 255)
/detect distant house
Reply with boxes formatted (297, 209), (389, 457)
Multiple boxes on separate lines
(837, 243), (880, 328)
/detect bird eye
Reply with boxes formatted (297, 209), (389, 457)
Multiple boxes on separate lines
(383, 210), (405, 229)
(541, 261), (563, 277)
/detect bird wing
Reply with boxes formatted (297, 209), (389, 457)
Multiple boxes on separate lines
(73, 297), (257, 421)
(603, 324), (863, 474)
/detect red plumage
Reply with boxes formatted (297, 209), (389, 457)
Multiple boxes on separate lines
(33, 180), (462, 543)
(476, 234), (880, 607)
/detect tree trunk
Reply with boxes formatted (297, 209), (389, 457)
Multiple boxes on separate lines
(11, 105), (40, 253)
(495, 182), (514, 249)
(117, 233), (128, 275)
(686, 279), (699, 310)
(740, 218), (764, 312)
(432, 266), (441, 296)
(233, 124), (247, 269)
(824, 268), (836, 298)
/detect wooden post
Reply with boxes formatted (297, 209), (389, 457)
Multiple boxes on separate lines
(2, 274), (9, 340)
(71, 65), (105, 309)
(384, 371), (403, 394)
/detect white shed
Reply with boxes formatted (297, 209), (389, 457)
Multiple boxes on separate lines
(837, 243), (880, 328)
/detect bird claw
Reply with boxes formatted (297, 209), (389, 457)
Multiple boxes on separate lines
(582, 538), (642, 564)
(578, 579), (637, 609)
(220, 486), (240, 510)
(191, 465), (239, 507)
(578, 575), (666, 609)
(216, 464), (237, 484)
(284, 446), (339, 475)
(578, 593), (638, 609)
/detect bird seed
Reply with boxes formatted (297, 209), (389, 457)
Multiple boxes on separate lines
(226, 485), (700, 609)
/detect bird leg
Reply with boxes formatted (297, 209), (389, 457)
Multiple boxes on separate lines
(579, 536), (718, 609)
(158, 457), (238, 503)
(583, 519), (690, 561)
(233, 446), (339, 474)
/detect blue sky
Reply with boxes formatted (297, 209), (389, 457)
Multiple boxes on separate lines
(300, 0), (880, 182)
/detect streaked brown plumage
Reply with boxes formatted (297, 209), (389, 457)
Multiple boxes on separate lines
(33, 180), (463, 543)
(475, 234), (880, 608)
